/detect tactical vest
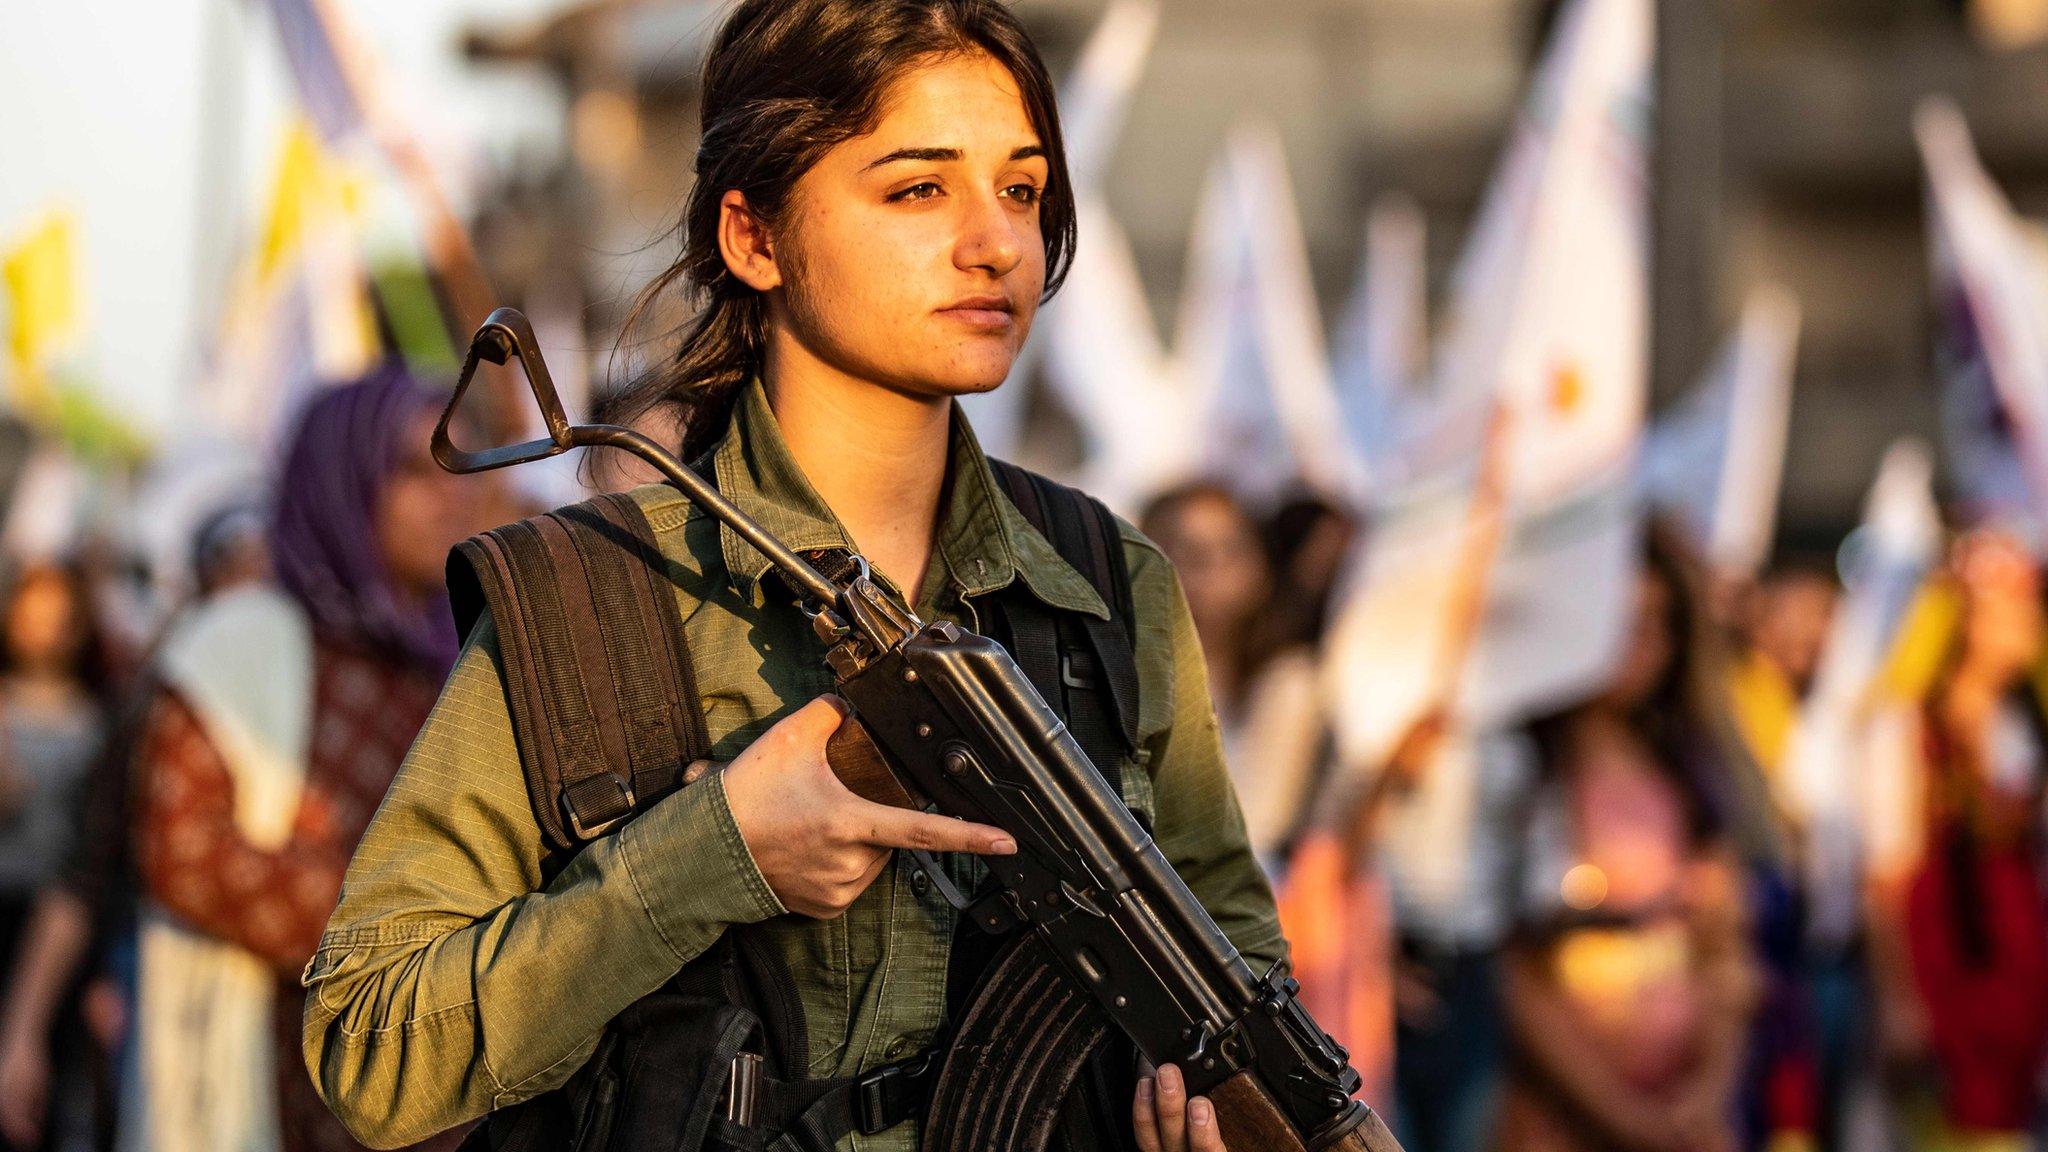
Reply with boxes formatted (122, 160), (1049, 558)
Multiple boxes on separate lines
(447, 461), (1143, 1152)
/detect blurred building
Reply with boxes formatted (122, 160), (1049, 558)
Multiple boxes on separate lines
(457, 0), (2048, 548)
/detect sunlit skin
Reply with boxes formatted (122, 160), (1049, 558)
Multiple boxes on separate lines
(1938, 532), (2045, 827)
(3, 570), (85, 679)
(719, 50), (1047, 596)
(713, 51), (1227, 1152)
(376, 410), (497, 602)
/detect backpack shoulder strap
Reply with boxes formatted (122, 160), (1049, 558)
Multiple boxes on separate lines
(984, 459), (1141, 758)
(447, 491), (711, 856)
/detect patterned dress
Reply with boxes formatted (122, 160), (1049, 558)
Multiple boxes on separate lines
(136, 636), (463, 1152)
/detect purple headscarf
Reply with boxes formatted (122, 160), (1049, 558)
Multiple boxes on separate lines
(270, 363), (460, 676)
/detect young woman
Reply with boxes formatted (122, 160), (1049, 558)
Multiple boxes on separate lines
(1141, 483), (1329, 870)
(126, 368), (489, 1152)
(1493, 531), (1757, 1152)
(303, 5), (1281, 1152)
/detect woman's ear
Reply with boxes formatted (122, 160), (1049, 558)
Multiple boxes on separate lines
(718, 190), (783, 293)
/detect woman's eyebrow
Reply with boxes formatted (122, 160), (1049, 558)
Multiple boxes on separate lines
(863, 144), (1046, 171)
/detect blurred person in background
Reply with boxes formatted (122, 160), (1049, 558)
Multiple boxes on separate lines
(1262, 493), (1359, 654)
(1722, 562), (1844, 1152)
(0, 562), (113, 1152)
(1727, 562), (1837, 799)
(0, 500), (270, 1151)
(1866, 530), (2048, 1152)
(122, 366), (489, 1152)
(1143, 482), (1329, 870)
(1494, 528), (1758, 1152)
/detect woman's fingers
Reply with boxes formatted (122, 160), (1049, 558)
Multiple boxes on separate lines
(1154, 1064), (1188, 1152)
(1132, 1066), (1229, 1152)
(852, 800), (1016, 855)
(1188, 1095), (1227, 1152)
(1133, 1075), (1161, 1152)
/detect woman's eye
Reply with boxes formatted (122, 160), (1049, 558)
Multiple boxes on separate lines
(1002, 183), (1043, 207)
(890, 182), (942, 202)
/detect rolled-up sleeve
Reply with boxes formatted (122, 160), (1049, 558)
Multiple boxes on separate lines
(302, 617), (784, 1149)
(1120, 527), (1288, 976)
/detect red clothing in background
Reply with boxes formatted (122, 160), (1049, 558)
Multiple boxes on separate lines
(136, 638), (458, 1152)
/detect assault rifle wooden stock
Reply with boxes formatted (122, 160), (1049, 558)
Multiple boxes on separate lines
(435, 309), (1404, 1152)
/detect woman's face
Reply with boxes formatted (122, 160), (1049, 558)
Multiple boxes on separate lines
(1606, 568), (1677, 712)
(376, 411), (494, 598)
(751, 51), (1049, 399)
(4, 568), (82, 673)
(1151, 494), (1271, 643)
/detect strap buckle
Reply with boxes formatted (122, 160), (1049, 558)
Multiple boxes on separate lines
(853, 1047), (938, 1135)
(561, 772), (637, 840)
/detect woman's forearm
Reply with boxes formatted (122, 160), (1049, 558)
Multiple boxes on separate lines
(0, 892), (90, 1051)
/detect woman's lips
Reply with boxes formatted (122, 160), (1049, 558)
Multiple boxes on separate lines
(939, 297), (1015, 331)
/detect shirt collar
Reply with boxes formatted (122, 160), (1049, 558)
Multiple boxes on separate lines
(712, 379), (1109, 620)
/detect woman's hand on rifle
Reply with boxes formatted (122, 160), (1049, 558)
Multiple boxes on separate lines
(723, 697), (1017, 918)
(1134, 1063), (1228, 1152)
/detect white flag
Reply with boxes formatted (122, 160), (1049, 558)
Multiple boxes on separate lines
(1324, 0), (1653, 768)
(1644, 286), (1801, 576)
(1056, 0), (1162, 192)
(1331, 192), (1429, 466)
(967, 0), (1162, 463)
(1919, 98), (2048, 530)
(1037, 197), (1183, 512)
(1175, 125), (1366, 508)
(1782, 442), (1942, 944)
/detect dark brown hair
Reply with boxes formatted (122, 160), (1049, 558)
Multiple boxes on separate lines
(596, 0), (1076, 459)
(1525, 520), (1777, 860)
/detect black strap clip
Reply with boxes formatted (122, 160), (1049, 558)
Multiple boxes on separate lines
(853, 1047), (939, 1135)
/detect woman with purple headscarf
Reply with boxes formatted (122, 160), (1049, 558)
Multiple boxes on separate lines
(123, 365), (490, 1152)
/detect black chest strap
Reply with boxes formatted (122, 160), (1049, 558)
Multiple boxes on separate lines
(452, 462), (1146, 1152)
(983, 459), (1141, 778)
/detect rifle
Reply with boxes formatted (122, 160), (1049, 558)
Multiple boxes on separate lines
(433, 309), (1403, 1152)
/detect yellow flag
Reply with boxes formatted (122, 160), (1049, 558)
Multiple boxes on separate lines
(255, 121), (367, 286)
(2, 210), (83, 395)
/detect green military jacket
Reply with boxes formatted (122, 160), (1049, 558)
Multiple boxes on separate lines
(302, 379), (1285, 1150)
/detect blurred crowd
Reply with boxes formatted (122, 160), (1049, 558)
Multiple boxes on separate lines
(0, 367), (521, 1152)
(1139, 475), (2048, 1152)
(0, 349), (2033, 1152)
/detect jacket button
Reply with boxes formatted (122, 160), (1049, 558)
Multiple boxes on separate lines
(909, 868), (931, 896)
(886, 1037), (913, 1059)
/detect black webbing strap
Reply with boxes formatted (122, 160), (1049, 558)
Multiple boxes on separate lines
(448, 492), (710, 854)
(986, 459), (1141, 764)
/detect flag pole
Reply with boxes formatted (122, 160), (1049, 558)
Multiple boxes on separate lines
(1333, 405), (1510, 865)
(300, 0), (497, 338)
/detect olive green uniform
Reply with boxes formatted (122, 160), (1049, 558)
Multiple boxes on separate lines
(302, 380), (1285, 1150)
